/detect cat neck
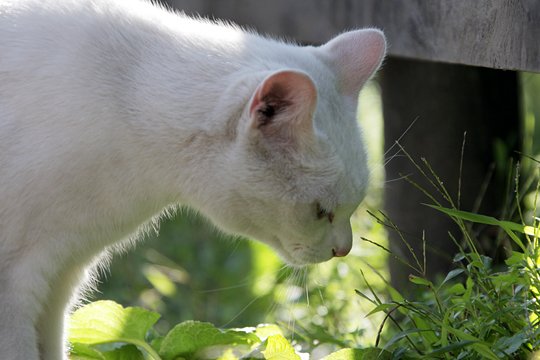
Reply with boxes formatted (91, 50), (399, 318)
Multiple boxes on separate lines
(109, 17), (256, 209)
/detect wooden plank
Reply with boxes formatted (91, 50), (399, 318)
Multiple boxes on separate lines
(167, 0), (540, 73)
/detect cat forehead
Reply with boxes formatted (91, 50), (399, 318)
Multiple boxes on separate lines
(313, 99), (369, 206)
(295, 133), (368, 206)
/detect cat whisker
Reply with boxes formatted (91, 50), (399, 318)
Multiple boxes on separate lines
(219, 265), (291, 327)
(197, 265), (272, 294)
(219, 295), (263, 328)
(197, 283), (253, 293)
(310, 265), (326, 307)
(303, 267), (310, 308)
(317, 286), (326, 307)
(282, 267), (301, 338)
(263, 298), (280, 323)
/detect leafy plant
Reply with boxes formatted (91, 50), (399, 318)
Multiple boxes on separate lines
(361, 208), (539, 359)
(68, 300), (391, 360)
(357, 143), (540, 359)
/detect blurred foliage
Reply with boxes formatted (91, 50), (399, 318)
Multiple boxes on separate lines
(522, 72), (540, 226)
(522, 72), (540, 160)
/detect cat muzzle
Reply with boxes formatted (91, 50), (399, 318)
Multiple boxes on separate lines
(332, 246), (351, 257)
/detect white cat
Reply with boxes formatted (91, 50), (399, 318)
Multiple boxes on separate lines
(0, 0), (385, 358)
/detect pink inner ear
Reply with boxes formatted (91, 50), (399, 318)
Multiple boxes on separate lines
(249, 70), (317, 131)
(249, 74), (291, 118)
(321, 29), (386, 97)
(249, 86), (264, 117)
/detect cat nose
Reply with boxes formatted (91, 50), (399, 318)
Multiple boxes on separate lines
(332, 246), (351, 257)
(331, 222), (353, 258)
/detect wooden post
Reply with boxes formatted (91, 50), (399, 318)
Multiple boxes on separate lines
(381, 58), (520, 291)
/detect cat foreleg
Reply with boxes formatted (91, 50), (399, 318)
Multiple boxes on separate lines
(37, 264), (90, 360)
(0, 293), (41, 360)
(36, 292), (71, 360)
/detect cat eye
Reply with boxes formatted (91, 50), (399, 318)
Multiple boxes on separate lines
(316, 202), (334, 223)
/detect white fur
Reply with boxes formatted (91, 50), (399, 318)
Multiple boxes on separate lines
(0, 0), (386, 358)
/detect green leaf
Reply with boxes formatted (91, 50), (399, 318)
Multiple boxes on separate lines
(433, 323), (500, 360)
(366, 303), (396, 317)
(216, 348), (240, 360)
(470, 343), (501, 360)
(102, 345), (145, 360)
(382, 328), (433, 351)
(441, 269), (464, 286)
(426, 205), (499, 226)
(320, 348), (391, 360)
(69, 301), (160, 344)
(408, 275), (432, 287)
(495, 333), (528, 356)
(426, 205), (527, 250)
(424, 341), (475, 357)
(463, 277), (474, 301)
(68, 300), (161, 360)
(355, 289), (377, 304)
(453, 253), (466, 263)
(159, 321), (259, 360)
(410, 315), (438, 345)
(505, 251), (525, 266)
(445, 283), (466, 295)
(69, 342), (105, 360)
(261, 334), (300, 360)
(253, 324), (283, 341)
(386, 286), (405, 303)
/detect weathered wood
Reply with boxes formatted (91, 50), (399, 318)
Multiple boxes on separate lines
(381, 58), (520, 291)
(167, 0), (540, 73)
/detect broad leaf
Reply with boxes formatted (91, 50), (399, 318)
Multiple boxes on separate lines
(427, 205), (530, 250)
(159, 321), (259, 360)
(68, 300), (161, 359)
(261, 334), (300, 360)
(408, 275), (432, 287)
(441, 269), (465, 286)
(103, 345), (145, 360)
(69, 301), (160, 345)
(69, 342), (105, 360)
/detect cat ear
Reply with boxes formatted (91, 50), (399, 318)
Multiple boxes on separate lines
(319, 29), (386, 98)
(249, 70), (317, 147)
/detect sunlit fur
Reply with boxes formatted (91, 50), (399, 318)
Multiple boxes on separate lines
(0, 0), (385, 358)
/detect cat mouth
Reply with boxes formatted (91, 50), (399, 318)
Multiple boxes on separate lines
(270, 236), (304, 266)
(273, 236), (332, 267)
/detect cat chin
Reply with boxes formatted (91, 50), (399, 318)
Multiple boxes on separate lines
(268, 237), (333, 267)
(280, 252), (334, 268)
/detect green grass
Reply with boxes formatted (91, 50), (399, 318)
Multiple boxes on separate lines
(359, 164), (540, 359)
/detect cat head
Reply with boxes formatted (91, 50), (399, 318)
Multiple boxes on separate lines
(208, 29), (386, 266)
